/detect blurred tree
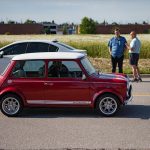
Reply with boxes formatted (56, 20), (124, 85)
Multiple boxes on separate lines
(7, 20), (15, 24)
(100, 20), (108, 25)
(143, 21), (148, 25)
(112, 22), (118, 25)
(44, 27), (51, 34)
(63, 25), (67, 35)
(24, 19), (36, 24)
(0, 21), (4, 24)
(80, 17), (96, 34)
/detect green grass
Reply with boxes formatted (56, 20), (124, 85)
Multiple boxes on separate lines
(89, 58), (150, 74)
(1, 40), (150, 59)
(0, 41), (10, 48)
(66, 41), (150, 59)
(0, 34), (149, 74)
(66, 41), (109, 58)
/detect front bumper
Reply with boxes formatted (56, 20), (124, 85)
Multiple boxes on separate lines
(124, 84), (133, 105)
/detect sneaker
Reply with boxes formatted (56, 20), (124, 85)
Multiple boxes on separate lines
(132, 78), (139, 82)
(138, 77), (142, 82)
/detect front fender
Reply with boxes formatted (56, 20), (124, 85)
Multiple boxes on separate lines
(92, 89), (124, 105)
(0, 87), (26, 105)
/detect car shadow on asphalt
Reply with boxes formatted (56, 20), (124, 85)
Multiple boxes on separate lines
(19, 105), (150, 120)
(132, 80), (150, 83)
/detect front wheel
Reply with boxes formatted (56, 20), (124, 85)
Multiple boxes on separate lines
(0, 94), (23, 117)
(96, 94), (120, 116)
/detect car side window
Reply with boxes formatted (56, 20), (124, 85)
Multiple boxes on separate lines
(3, 43), (27, 55)
(26, 43), (49, 53)
(48, 61), (83, 78)
(12, 60), (45, 78)
(48, 44), (59, 52)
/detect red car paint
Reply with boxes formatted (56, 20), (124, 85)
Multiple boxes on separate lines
(0, 58), (131, 108)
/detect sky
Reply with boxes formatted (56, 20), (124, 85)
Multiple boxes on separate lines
(0, 0), (150, 24)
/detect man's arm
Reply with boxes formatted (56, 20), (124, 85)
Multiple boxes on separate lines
(125, 43), (135, 51)
(124, 38), (128, 51)
(109, 47), (112, 55)
(108, 40), (112, 55)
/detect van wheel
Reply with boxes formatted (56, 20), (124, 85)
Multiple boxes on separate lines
(0, 94), (23, 117)
(96, 94), (120, 116)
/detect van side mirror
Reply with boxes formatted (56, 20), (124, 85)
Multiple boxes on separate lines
(0, 51), (4, 58)
(82, 74), (86, 80)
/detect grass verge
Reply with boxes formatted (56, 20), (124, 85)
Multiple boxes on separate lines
(89, 58), (150, 74)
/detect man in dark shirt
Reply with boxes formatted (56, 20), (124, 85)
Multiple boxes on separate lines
(108, 29), (127, 73)
(48, 61), (69, 77)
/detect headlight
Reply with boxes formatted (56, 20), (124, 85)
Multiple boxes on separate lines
(127, 81), (130, 90)
(126, 75), (130, 82)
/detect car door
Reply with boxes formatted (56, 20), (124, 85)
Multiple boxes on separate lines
(0, 43), (27, 74)
(10, 60), (46, 104)
(44, 60), (91, 105)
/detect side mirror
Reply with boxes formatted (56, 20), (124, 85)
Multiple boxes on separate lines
(82, 74), (86, 80)
(0, 51), (4, 58)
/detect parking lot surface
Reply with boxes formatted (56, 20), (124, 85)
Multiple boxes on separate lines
(0, 78), (150, 149)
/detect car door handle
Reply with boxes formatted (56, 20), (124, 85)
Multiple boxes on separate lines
(44, 82), (54, 86)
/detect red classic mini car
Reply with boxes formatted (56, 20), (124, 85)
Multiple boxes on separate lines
(0, 52), (132, 117)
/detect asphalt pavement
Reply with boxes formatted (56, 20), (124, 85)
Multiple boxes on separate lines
(0, 78), (150, 149)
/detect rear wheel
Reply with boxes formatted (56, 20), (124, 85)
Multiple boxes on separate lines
(0, 94), (23, 117)
(96, 94), (120, 116)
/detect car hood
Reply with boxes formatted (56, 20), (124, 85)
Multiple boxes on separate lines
(98, 73), (127, 81)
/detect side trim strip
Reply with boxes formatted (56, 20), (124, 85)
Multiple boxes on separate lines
(12, 80), (124, 85)
(27, 100), (91, 105)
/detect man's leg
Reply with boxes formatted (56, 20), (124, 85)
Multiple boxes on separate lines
(111, 56), (117, 73)
(118, 55), (124, 73)
(129, 53), (138, 81)
(136, 66), (142, 81)
(132, 65), (138, 79)
(135, 54), (142, 81)
(137, 66), (140, 77)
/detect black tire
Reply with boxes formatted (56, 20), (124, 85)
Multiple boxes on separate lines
(0, 94), (23, 117)
(96, 93), (120, 117)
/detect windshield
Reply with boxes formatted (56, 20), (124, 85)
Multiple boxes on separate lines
(56, 42), (75, 50)
(81, 57), (96, 76)
(1, 62), (11, 76)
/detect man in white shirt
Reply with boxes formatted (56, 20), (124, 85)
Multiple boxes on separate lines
(126, 31), (142, 82)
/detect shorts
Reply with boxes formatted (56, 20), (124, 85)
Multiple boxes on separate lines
(129, 53), (139, 66)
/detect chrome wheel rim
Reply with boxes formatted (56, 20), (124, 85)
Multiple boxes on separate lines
(2, 97), (20, 115)
(99, 97), (117, 115)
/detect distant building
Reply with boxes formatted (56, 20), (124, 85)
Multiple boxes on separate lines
(0, 24), (43, 34)
(0, 21), (79, 35)
(95, 24), (150, 34)
(42, 22), (58, 34)
(77, 24), (150, 34)
(0, 23), (150, 35)
(56, 24), (77, 35)
(68, 25), (76, 34)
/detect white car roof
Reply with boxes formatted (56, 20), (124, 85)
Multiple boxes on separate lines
(12, 52), (85, 61)
(9, 40), (54, 44)
(0, 40), (55, 51)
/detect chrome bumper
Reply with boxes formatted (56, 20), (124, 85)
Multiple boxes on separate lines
(124, 84), (133, 105)
(124, 95), (133, 105)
